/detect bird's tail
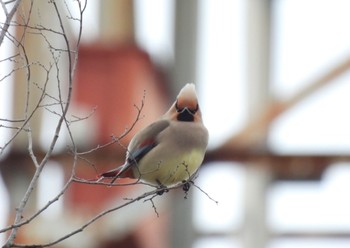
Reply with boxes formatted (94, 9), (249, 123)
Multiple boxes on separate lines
(100, 168), (121, 178)
(98, 162), (132, 183)
(97, 168), (122, 184)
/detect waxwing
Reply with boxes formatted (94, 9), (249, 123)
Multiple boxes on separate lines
(100, 83), (208, 187)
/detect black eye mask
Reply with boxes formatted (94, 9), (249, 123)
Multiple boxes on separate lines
(175, 103), (198, 122)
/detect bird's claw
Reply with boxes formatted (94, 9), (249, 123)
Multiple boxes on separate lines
(182, 180), (192, 192)
(157, 186), (169, 195)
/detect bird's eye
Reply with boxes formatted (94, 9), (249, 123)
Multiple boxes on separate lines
(175, 103), (199, 114)
(175, 102), (181, 112)
(189, 104), (199, 114)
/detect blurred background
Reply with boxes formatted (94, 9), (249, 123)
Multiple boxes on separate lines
(1, 0), (350, 247)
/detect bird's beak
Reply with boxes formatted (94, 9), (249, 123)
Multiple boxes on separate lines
(176, 106), (197, 115)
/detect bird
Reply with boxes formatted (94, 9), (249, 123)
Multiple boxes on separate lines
(99, 83), (208, 188)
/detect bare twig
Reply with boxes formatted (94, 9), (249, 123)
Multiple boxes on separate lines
(0, 0), (22, 45)
(2, 0), (84, 246)
(70, 106), (97, 123)
(9, 181), (188, 248)
(76, 90), (146, 155)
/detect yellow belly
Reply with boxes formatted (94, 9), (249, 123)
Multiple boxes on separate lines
(134, 149), (205, 186)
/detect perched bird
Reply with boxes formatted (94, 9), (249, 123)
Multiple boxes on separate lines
(99, 83), (208, 187)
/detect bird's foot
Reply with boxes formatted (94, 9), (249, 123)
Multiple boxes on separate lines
(156, 186), (169, 195)
(156, 180), (169, 195)
(182, 181), (191, 192)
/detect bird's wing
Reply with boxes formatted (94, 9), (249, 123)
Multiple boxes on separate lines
(100, 120), (170, 179)
(126, 119), (170, 165)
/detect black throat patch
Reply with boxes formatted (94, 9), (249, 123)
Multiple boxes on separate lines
(177, 110), (194, 122)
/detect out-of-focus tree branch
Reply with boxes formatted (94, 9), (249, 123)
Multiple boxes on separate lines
(0, 0), (22, 46)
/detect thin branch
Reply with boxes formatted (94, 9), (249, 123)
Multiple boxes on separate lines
(0, 179), (73, 234)
(3, 0), (80, 245)
(0, 118), (26, 122)
(0, 53), (20, 63)
(0, 0), (9, 15)
(0, 0), (22, 45)
(27, 127), (39, 167)
(191, 182), (219, 205)
(10, 182), (188, 248)
(0, 62), (49, 155)
(144, 194), (160, 217)
(69, 106), (97, 124)
(77, 90), (146, 155)
(0, 124), (30, 131)
(0, 2), (34, 156)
